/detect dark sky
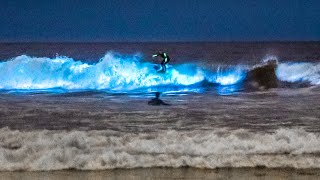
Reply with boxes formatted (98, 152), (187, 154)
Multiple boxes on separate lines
(0, 0), (319, 42)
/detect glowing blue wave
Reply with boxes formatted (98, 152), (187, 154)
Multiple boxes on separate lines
(0, 53), (246, 92)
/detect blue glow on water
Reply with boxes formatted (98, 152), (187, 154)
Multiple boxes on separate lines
(215, 84), (243, 96)
(0, 53), (247, 93)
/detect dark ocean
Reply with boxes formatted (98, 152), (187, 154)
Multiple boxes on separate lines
(0, 42), (320, 174)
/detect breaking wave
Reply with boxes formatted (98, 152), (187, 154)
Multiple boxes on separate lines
(276, 62), (320, 85)
(1, 128), (320, 171)
(0, 53), (319, 93)
(0, 53), (245, 91)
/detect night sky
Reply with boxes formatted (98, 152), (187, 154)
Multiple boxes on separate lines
(0, 0), (319, 42)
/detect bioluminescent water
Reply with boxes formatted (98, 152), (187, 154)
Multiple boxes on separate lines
(0, 52), (319, 95)
(0, 53), (246, 93)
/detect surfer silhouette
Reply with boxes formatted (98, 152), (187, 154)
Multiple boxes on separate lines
(152, 51), (170, 72)
(148, 92), (170, 106)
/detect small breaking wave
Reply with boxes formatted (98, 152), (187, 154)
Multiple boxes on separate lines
(276, 62), (320, 85)
(0, 128), (320, 171)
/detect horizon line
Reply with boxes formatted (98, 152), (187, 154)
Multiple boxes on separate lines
(0, 40), (319, 43)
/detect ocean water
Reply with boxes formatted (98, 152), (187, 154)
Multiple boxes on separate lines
(0, 42), (319, 171)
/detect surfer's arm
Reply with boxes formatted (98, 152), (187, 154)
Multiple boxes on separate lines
(152, 54), (159, 57)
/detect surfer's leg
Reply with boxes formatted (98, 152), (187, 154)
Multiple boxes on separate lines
(161, 62), (166, 72)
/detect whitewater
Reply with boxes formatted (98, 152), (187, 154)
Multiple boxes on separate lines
(1, 128), (320, 171)
(0, 53), (245, 90)
(0, 53), (319, 92)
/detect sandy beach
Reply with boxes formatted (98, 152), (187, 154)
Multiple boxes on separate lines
(1, 168), (320, 180)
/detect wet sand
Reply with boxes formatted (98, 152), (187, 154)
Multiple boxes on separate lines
(1, 168), (320, 180)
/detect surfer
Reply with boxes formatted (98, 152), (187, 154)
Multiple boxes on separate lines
(148, 92), (170, 106)
(152, 51), (170, 72)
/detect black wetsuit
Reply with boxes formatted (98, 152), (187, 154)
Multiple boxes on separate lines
(153, 52), (170, 72)
(148, 92), (170, 106)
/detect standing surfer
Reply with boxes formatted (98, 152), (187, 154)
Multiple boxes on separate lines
(152, 51), (170, 72)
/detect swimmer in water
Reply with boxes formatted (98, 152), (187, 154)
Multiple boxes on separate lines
(152, 51), (170, 72)
(148, 92), (170, 106)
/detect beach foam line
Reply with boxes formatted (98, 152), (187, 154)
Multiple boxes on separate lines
(0, 128), (320, 171)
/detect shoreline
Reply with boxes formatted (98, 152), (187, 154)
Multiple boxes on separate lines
(1, 167), (320, 180)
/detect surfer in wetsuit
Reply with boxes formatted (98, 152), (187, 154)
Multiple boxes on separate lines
(148, 92), (170, 106)
(152, 51), (170, 72)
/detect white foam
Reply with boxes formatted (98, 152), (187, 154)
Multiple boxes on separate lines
(0, 128), (320, 171)
(277, 62), (320, 85)
(262, 54), (279, 64)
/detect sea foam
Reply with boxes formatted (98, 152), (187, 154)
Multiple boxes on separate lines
(0, 128), (320, 171)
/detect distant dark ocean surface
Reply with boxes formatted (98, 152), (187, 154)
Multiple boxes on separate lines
(0, 42), (319, 171)
(1, 42), (319, 64)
